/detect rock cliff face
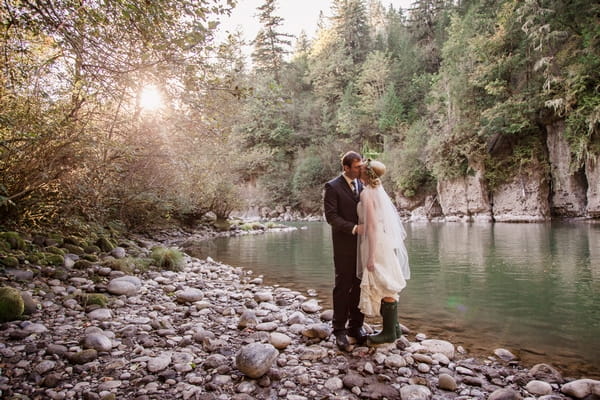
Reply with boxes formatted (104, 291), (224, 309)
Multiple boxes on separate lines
(546, 121), (588, 217)
(411, 120), (598, 222)
(436, 169), (492, 222)
(491, 166), (551, 222)
(585, 155), (600, 218)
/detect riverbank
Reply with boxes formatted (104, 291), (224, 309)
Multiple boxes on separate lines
(1, 228), (599, 399)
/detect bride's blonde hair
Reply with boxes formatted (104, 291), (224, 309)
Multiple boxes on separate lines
(364, 159), (386, 187)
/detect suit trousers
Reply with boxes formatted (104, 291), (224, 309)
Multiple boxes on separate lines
(332, 251), (364, 333)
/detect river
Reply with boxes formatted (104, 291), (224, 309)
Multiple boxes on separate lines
(203, 221), (600, 379)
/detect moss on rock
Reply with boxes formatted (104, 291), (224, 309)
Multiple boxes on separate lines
(73, 259), (93, 270)
(63, 236), (85, 247)
(41, 253), (64, 266)
(61, 243), (85, 255)
(84, 245), (101, 254)
(0, 286), (25, 322)
(1, 256), (19, 268)
(46, 246), (65, 255)
(0, 231), (26, 250)
(82, 254), (99, 262)
(96, 237), (115, 252)
(80, 293), (108, 308)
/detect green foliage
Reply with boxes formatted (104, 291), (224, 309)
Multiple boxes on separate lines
(151, 247), (184, 271)
(385, 121), (434, 197)
(0, 286), (24, 322)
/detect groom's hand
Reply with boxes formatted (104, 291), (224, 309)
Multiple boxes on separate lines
(356, 224), (364, 235)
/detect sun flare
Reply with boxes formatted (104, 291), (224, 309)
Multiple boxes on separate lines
(139, 85), (163, 111)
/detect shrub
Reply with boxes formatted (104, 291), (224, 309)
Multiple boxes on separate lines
(0, 286), (24, 322)
(151, 247), (184, 271)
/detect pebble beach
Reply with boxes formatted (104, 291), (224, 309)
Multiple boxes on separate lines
(1, 229), (599, 400)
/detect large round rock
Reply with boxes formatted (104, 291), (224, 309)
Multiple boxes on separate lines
(235, 343), (279, 379)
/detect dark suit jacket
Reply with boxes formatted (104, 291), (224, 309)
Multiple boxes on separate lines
(324, 175), (363, 257)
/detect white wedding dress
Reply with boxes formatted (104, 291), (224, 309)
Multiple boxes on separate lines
(357, 184), (410, 317)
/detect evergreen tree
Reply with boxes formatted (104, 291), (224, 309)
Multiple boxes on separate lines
(251, 0), (293, 82)
(331, 0), (372, 65)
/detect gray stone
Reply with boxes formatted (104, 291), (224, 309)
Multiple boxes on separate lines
(438, 373), (457, 391)
(35, 360), (56, 375)
(238, 310), (258, 329)
(488, 388), (523, 400)
(494, 348), (517, 361)
(324, 377), (343, 391)
(235, 343), (279, 379)
(301, 323), (331, 339)
(384, 354), (406, 368)
(148, 353), (172, 372)
(111, 247), (126, 259)
(253, 291), (273, 302)
(399, 384), (432, 400)
(255, 322), (278, 331)
(269, 332), (292, 349)
(175, 288), (203, 303)
(83, 333), (113, 352)
(88, 308), (112, 321)
(421, 339), (455, 359)
(107, 276), (140, 296)
(529, 363), (563, 383)
(300, 299), (321, 313)
(342, 373), (365, 389)
(525, 380), (553, 395)
(561, 379), (600, 399)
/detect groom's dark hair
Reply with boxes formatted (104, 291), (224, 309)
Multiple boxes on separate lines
(341, 151), (361, 168)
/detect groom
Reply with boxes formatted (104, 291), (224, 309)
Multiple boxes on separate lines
(323, 151), (366, 351)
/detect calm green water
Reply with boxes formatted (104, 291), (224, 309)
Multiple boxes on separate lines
(206, 221), (600, 378)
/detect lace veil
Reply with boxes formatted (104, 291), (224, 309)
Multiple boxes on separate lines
(356, 184), (410, 281)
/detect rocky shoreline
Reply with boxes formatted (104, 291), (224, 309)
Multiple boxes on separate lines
(1, 229), (599, 400)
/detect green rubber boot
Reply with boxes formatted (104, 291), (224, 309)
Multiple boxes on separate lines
(367, 301), (398, 345)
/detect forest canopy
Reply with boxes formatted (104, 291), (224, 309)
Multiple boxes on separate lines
(1, 0), (598, 231)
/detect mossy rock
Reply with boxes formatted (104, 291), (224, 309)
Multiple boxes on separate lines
(96, 237), (115, 252)
(0, 240), (9, 252)
(41, 253), (64, 266)
(213, 219), (231, 232)
(84, 245), (101, 254)
(61, 243), (85, 255)
(73, 259), (93, 270)
(26, 254), (40, 264)
(52, 268), (69, 281)
(63, 236), (85, 247)
(102, 257), (136, 274)
(0, 232), (26, 250)
(82, 254), (99, 262)
(1, 256), (19, 268)
(79, 293), (108, 308)
(46, 246), (65, 255)
(0, 286), (25, 322)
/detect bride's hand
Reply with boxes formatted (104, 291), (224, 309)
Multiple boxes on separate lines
(367, 260), (374, 271)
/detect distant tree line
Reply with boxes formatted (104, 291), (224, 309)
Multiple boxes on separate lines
(1, 0), (598, 231)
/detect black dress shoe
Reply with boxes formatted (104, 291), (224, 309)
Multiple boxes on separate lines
(335, 331), (350, 351)
(347, 327), (367, 345)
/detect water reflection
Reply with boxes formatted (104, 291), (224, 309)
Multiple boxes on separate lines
(207, 221), (600, 378)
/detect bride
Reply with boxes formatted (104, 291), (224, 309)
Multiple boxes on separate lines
(356, 159), (410, 345)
